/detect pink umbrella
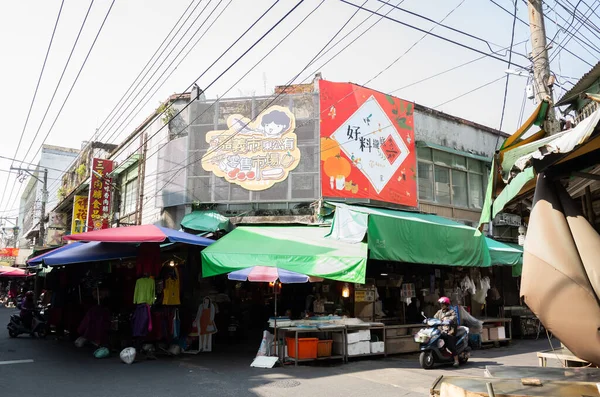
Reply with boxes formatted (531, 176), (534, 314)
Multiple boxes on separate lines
(0, 267), (28, 277)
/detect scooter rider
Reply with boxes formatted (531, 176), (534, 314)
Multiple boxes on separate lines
(20, 291), (35, 329)
(434, 296), (459, 367)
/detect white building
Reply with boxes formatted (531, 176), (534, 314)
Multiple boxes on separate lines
(17, 144), (79, 247)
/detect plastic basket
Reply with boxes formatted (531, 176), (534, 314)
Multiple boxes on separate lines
(286, 337), (318, 359)
(317, 340), (333, 357)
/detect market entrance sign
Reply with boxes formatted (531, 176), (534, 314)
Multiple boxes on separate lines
(201, 106), (301, 191)
(319, 80), (417, 207)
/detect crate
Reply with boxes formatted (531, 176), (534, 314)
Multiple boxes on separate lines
(317, 340), (333, 357)
(286, 337), (318, 359)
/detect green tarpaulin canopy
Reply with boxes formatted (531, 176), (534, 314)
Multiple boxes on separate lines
(486, 237), (523, 266)
(327, 203), (491, 267)
(181, 210), (232, 233)
(201, 226), (367, 283)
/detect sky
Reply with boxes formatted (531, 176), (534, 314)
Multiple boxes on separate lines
(0, 0), (596, 219)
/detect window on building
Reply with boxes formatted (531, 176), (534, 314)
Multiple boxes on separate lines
(417, 162), (434, 201)
(417, 146), (487, 209)
(434, 166), (451, 204)
(122, 179), (138, 215)
(119, 166), (138, 216)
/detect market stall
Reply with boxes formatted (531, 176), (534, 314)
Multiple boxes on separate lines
(24, 225), (214, 360)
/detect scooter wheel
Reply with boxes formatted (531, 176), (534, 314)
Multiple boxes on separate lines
(419, 351), (435, 369)
(459, 354), (469, 364)
(35, 328), (48, 339)
(8, 329), (18, 338)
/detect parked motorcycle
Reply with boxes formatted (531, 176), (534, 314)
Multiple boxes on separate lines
(7, 306), (50, 338)
(414, 314), (470, 369)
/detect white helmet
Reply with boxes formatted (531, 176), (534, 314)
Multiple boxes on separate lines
(120, 347), (136, 364)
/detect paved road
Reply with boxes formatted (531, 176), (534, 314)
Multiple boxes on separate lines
(0, 307), (558, 396)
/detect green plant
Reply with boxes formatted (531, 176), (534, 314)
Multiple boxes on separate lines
(158, 102), (176, 125)
(57, 187), (66, 199)
(76, 164), (87, 179)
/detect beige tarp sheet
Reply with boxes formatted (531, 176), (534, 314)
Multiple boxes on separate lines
(522, 174), (600, 366)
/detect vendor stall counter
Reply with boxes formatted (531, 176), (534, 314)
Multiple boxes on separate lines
(345, 323), (386, 359)
(384, 324), (422, 354)
(480, 318), (512, 345)
(278, 326), (347, 366)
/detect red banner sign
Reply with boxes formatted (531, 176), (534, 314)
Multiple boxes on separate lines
(0, 248), (19, 257)
(87, 158), (114, 231)
(319, 80), (417, 207)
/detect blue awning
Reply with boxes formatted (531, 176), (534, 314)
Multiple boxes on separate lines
(27, 242), (138, 266)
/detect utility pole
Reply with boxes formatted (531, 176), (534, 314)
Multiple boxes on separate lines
(39, 169), (48, 246)
(528, 0), (560, 135)
(11, 167), (48, 247)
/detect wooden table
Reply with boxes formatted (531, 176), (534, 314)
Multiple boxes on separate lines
(537, 347), (589, 368)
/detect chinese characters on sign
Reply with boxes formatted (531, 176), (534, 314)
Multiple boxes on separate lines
(72, 195), (89, 234)
(201, 106), (301, 191)
(319, 80), (417, 206)
(86, 159), (113, 231)
(0, 248), (19, 257)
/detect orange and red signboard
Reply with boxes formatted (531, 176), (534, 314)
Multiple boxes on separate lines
(0, 248), (19, 257)
(87, 158), (113, 231)
(319, 80), (417, 207)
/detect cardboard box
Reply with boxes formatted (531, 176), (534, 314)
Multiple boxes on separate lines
(497, 326), (506, 340)
(481, 328), (490, 342)
(489, 327), (501, 341)
(347, 341), (370, 356)
(370, 341), (385, 354)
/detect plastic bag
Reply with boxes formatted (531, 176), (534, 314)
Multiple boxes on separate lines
(74, 336), (87, 348)
(256, 330), (274, 357)
(94, 347), (109, 359)
(168, 344), (182, 356)
(458, 305), (483, 333)
(460, 276), (477, 294)
(472, 277), (491, 304)
(120, 347), (136, 364)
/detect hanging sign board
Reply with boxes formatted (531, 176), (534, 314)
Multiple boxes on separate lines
(319, 80), (417, 206)
(201, 106), (301, 191)
(86, 158), (114, 231)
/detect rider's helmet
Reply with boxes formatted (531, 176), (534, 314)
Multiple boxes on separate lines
(438, 296), (451, 305)
(25, 291), (34, 298)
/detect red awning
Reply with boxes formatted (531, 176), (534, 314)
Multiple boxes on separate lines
(64, 224), (214, 246)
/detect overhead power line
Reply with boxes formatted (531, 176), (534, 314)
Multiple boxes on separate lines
(45, 0), (301, 204)
(4, 0), (116, 214)
(339, 0), (530, 69)
(90, 0), (201, 145)
(96, 0), (220, 146)
(434, 76), (506, 108)
(499, 0), (518, 132)
(20, 0), (96, 168)
(42, 0), (209, 197)
(0, 0), (66, 212)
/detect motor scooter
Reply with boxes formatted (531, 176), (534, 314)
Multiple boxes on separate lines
(7, 306), (50, 338)
(414, 312), (470, 369)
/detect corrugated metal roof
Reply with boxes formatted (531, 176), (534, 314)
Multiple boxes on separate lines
(556, 62), (600, 107)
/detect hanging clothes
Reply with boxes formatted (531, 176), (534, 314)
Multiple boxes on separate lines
(77, 305), (110, 345)
(132, 304), (152, 337)
(133, 277), (155, 305)
(162, 267), (181, 306)
(136, 243), (161, 277)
